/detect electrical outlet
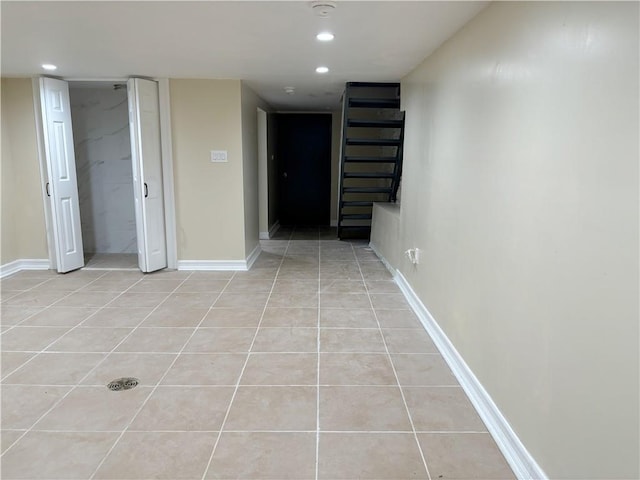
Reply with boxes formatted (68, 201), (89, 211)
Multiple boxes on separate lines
(211, 150), (228, 163)
(405, 248), (420, 265)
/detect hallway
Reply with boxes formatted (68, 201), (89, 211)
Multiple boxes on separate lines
(1, 227), (514, 479)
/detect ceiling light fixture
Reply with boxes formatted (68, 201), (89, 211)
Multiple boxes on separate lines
(315, 66), (329, 74)
(284, 86), (295, 95)
(316, 32), (335, 42)
(41, 63), (57, 71)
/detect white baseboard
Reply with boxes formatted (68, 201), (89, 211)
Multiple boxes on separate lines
(245, 244), (262, 270)
(0, 259), (50, 278)
(260, 221), (281, 240)
(368, 242), (397, 277)
(269, 221), (280, 238)
(177, 260), (248, 271)
(176, 245), (262, 272)
(394, 270), (547, 480)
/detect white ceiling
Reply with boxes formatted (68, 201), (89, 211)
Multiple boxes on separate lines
(1, 1), (487, 110)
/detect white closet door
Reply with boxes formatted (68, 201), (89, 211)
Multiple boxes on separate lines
(39, 77), (84, 273)
(127, 78), (167, 273)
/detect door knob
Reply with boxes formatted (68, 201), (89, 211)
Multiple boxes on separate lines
(283, 172), (288, 179)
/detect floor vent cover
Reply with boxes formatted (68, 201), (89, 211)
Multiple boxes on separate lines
(107, 377), (139, 391)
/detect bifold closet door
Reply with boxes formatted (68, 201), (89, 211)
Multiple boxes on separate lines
(39, 77), (84, 273)
(127, 78), (167, 273)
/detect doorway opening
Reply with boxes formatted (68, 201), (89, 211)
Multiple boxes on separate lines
(35, 77), (174, 273)
(275, 113), (332, 226)
(68, 82), (138, 269)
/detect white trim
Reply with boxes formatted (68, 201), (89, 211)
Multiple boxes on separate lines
(31, 77), (56, 270)
(393, 270), (548, 480)
(0, 259), (50, 278)
(330, 219), (338, 227)
(177, 244), (261, 272)
(270, 221), (281, 238)
(260, 221), (281, 240)
(368, 241), (397, 277)
(177, 260), (248, 271)
(257, 108), (269, 240)
(245, 244), (262, 270)
(157, 78), (178, 270)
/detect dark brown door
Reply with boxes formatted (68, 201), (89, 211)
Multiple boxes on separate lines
(276, 113), (331, 225)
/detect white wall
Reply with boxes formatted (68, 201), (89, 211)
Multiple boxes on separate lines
(392, 2), (638, 478)
(69, 86), (136, 254)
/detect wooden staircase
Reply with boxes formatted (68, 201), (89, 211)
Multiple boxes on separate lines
(337, 82), (405, 239)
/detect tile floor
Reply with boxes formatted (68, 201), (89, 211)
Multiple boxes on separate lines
(1, 226), (515, 479)
(84, 253), (138, 270)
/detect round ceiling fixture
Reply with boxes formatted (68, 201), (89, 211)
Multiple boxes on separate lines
(315, 66), (329, 74)
(284, 86), (296, 95)
(310, 1), (336, 17)
(316, 32), (335, 42)
(41, 63), (57, 71)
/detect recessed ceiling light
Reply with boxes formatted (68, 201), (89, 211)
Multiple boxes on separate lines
(316, 32), (335, 42)
(41, 64), (57, 71)
(315, 66), (329, 74)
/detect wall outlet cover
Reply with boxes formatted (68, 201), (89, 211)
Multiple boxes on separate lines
(211, 150), (228, 162)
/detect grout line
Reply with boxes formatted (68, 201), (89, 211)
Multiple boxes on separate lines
(1, 349), (442, 356)
(1, 324), (423, 330)
(316, 228), (322, 480)
(0, 383), (464, 388)
(2, 427), (490, 434)
(351, 241), (433, 480)
(199, 233), (293, 480)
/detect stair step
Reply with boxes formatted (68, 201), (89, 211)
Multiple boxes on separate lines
(344, 156), (397, 163)
(347, 82), (400, 89)
(342, 201), (374, 207)
(343, 187), (392, 194)
(348, 97), (401, 109)
(343, 172), (394, 179)
(347, 119), (404, 128)
(338, 225), (372, 239)
(340, 213), (373, 220)
(346, 138), (401, 147)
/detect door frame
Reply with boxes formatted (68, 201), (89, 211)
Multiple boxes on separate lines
(32, 76), (178, 270)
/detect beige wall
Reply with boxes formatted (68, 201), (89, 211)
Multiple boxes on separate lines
(170, 79), (246, 261)
(2, 78), (264, 266)
(0, 78), (48, 264)
(392, 2), (638, 478)
(240, 82), (270, 255)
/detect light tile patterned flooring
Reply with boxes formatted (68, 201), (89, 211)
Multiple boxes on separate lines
(1, 226), (515, 479)
(84, 253), (138, 269)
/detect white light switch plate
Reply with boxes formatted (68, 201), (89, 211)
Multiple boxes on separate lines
(211, 150), (228, 162)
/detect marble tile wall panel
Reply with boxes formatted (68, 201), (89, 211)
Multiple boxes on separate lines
(70, 86), (137, 254)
